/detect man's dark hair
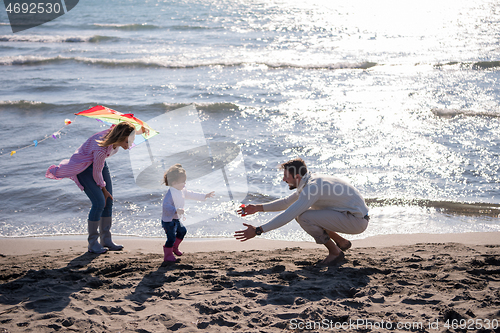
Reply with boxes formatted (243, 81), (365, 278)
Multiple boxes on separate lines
(281, 158), (308, 177)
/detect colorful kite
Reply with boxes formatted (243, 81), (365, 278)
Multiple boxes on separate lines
(2, 106), (158, 157)
(75, 106), (159, 145)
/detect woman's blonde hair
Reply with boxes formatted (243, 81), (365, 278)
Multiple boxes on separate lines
(97, 122), (136, 147)
(163, 164), (186, 186)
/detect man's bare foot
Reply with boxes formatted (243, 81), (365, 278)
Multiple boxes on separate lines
(327, 231), (352, 251)
(319, 251), (345, 266)
(336, 240), (351, 251)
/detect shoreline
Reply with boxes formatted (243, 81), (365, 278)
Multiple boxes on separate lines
(1, 231), (499, 256)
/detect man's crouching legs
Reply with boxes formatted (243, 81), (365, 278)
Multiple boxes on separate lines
(296, 212), (345, 265)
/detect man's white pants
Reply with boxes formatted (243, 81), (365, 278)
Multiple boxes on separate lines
(296, 210), (368, 244)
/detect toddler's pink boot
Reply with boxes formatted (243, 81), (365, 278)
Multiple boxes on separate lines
(173, 238), (183, 256)
(163, 246), (176, 262)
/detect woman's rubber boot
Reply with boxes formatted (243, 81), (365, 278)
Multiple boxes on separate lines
(163, 246), (176, 262)
(88, 220), (107, 254)
(99, 216), (123, 251)
(173, 238), (183, 256)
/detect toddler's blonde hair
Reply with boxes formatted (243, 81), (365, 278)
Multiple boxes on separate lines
(163, 164), (186, 186)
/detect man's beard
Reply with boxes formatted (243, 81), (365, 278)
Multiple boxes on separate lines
(288, 184), (296, 190)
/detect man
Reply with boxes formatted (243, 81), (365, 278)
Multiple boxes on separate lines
(234, 158), (369, 265)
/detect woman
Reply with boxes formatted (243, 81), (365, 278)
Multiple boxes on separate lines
(46, 122), (140, 254)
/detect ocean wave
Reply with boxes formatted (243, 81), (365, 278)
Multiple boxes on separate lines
(431, 108), (500, 118)
(247, 193), (500, 218)
(266, 62), (377, 70)
(188, 102), (241, 112)
(0, 100), (97, 115)
(0, 100), (242, 115)
(167, 25), (218, 31)
(0, 55), (70, 66)
(366, 198), (500, 217)
(0, 34), (117, 43)
(0, 100), (50, 108)
(435, 60), (500, 71)
(472, 61), (500, 70)
(0, 55), (377, 70)
(93, 23), (161, 30)
(91, 23), (214, 31)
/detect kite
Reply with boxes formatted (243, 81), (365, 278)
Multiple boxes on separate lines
(75, 105), (159, 146)
(2, 106), (158, 157)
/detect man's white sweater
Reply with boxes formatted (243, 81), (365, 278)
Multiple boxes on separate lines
(261, 173), (369, 233)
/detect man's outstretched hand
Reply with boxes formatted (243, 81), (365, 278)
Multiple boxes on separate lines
(237, 204), (262, 216)
(234, 223), (257, 242)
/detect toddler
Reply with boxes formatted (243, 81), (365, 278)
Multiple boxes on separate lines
(162, 164), (214, 262)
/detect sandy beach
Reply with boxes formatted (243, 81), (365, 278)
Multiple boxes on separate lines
(1, 233), (499, 332)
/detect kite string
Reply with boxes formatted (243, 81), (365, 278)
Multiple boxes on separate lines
(0, 115), (78, 157)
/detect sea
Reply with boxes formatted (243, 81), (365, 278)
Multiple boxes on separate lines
(0, 0), (499, 242)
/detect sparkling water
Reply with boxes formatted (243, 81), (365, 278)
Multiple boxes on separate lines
(0, 0), (499, 240)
